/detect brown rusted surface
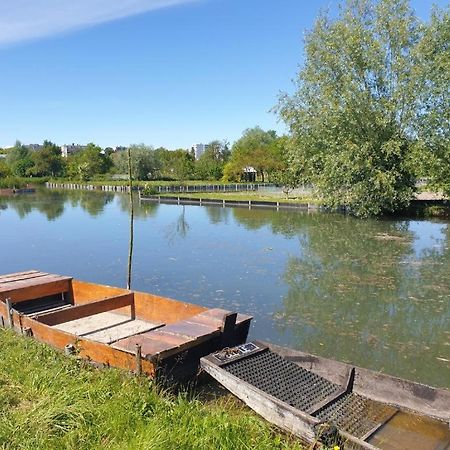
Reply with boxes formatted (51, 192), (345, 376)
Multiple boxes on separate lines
(71, 280), (130, 303)
(162, 320), (220, 339)
(133, 291), (206, 324)
(36, 293), (134, 326)
(200, 308), (252, 327)
(0, 271), (252, 380)
(20, 314), (155, 376)
(0, 271), (73, 304)
(113, 334), (183, 358)
(71, 280), (207, 324)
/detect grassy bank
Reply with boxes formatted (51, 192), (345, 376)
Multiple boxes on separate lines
(157, 191), (322, 205)
(0, 329), (301, 450)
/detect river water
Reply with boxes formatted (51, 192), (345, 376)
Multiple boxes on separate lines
(1, 189), (449, 388)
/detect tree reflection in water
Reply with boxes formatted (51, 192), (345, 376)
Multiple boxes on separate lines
(0, 189), (115, 220)
(232, 208), (450, 388)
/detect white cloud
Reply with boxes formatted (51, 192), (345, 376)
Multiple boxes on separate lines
(0, 0), (199, 45)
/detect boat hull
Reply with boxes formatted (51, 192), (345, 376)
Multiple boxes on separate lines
(201, 341), (450, 450)
(0, 271), (252, 381)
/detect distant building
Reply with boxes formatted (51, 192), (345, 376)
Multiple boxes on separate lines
(61, 143), (87, 158)
(192, 143), (208, 160)
(25, 144), (43, 151)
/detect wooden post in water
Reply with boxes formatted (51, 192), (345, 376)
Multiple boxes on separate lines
(127, 146), (134, 291)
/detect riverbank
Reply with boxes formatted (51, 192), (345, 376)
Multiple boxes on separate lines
(140, 191), (322, 210)
(0, 329), (300, 450)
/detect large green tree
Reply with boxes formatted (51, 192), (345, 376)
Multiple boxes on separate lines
(111, 144), (161, 180)
(67, 143), (112, 180)
(6, 141), (34, 176)
(195, 140), (230, 180)
(31, 140), (64, 177)
(223, 127), (282, 182)
(414, 7), (450, 196)
(278, 0), (428, 217)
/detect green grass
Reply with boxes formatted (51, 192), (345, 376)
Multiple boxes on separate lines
(0, 177), (28, 189)
(0, 329), (302, 450)
(158, 191), (322, 205)
(0, 177), (49, 188)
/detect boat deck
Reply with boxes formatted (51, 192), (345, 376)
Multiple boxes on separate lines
(201, 342), (450, 450)
(0, 271), (252, 379)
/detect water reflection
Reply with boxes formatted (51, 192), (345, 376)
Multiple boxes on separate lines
(165, 205), (191, 243)
(0, 189), (114, 219)
(1, 190), (448, 387)
(230, 208), (449, 386)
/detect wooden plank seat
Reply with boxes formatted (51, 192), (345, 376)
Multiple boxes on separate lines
(53, 311), (164, 344)
(36, 292), (163, 345)
(0, 271), (73, 304)
(112, 308), (251, 360)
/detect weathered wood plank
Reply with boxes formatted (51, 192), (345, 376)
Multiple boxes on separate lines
(0, 272), (50, 285)
(0, 274), (71, 292)
(83, 319), (164, 344)
(37, 293), (134, 326)
(0, 270), (42, 282)
(0, 278), (73, 303)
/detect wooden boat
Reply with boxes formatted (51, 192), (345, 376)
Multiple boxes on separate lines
(201, 341), (450, 450)
(0, 188), (36, 195)
(0, 270), (251, 380)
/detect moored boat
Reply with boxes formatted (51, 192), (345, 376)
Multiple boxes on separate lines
(0, 270), (251, 380)
(201, 341), (450, 450)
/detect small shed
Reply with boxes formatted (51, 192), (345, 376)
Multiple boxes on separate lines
(242, 166), (257, 182)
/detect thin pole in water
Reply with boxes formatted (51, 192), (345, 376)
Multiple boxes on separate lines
(127, 146), (134, 290)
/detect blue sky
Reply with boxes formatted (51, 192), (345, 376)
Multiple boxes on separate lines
(0, 0), (445, 149)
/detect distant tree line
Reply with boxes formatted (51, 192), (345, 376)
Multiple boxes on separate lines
(0, 128), (291, 184)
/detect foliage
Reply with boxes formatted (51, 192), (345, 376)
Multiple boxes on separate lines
(6, 140), (34, 176)
(67, 143), (112, 181)
(111, 145), (162, 180)
(195, 140), (230, 180)
(223, 127), (282, 182)
(414, 7), (450, 196)
(0, 329), (300, 450)
(269, 137), (303, 198)
(0, 176), (27, 189)
(278, 0), (430, 217)
(0, 160), (12, 178)
(142, 184), (159, 196)
(31, 140), (65, 177)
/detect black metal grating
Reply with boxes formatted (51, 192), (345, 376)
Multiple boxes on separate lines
(223, 349), (340, 411)
(315, 392), (396, 439)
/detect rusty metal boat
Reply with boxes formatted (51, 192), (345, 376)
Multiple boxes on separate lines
(0, 270), (251, 380)
(201, 341), (450, 450)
